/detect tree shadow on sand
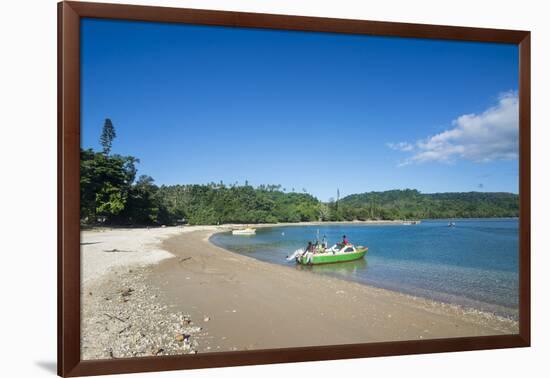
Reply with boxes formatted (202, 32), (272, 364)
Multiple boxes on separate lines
(80, 241), (102, 246)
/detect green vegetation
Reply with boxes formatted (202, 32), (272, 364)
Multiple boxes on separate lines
(80, 120), (519, 226)
(100, 118), (116, 155)
(156, 185), (320, 225)
(338, 189), (519, 220)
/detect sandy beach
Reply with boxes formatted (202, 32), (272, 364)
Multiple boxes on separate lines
(80, 225), (226, 359)
(81, 225), (518, 360)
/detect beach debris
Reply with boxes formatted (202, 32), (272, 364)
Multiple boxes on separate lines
(179, 257), (192, 263)
(82, 265), (214, 361)
(118, 325), (132, 334)
(104, 313), (126, 323)
(176, 334), (191, 350)
(181, 314), (192, 325)
(203, 316), (210, 322)
(183, 337), (191, 350)
(121, 288), (134, 297)
(153, 348), (164, 355)
(104, 248), (135, 253)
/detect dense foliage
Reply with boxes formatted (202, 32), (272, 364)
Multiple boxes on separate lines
(338, 189), (519, 220)
(156, 185), (321, 225)
(80, 148), (160, 224)
(80, 120), (519, 225)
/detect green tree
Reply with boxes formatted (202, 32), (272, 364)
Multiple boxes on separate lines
(100, 118), (116, 155)
(121, 175), (160, 224)
(80, 149), (138, 223)
(96, 183), (127, 217)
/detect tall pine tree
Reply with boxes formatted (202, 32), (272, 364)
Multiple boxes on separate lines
(100, 118), (116, 155)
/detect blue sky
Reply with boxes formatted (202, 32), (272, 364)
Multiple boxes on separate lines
(81, 19), (519, 201)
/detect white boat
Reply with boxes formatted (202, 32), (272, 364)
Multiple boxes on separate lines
(232, 228), (256, 235)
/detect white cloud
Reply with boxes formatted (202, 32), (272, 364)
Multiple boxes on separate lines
(387, 142), (414, 152)
(389, 91), (519, 166)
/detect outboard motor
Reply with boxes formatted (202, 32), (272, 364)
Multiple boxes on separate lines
(286, 248), (304, 262)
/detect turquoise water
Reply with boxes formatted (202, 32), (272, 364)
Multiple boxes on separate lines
(210, 219), (519, 319)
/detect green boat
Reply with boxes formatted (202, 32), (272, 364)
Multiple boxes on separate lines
(295, 244), (368, 265)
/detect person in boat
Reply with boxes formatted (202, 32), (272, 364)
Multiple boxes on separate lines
(341, 235), (349, 246)
(322, 235), (328, 249)
(305, 241), (314, 253)
(334, 235), (348, 251)
(313, 240), (321, 253)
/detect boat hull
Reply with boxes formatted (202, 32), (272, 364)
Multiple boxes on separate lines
(232, 229), (256, 235)
(297, 248), (367, 265)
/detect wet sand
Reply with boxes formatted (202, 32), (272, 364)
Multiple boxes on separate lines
(150, 230), (518, 352)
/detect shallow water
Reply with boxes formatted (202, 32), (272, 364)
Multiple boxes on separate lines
(210, 219), (519, 319)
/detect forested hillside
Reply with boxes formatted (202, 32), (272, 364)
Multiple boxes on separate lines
(338, 189), (519, 220)
(80, 120), (519, 225)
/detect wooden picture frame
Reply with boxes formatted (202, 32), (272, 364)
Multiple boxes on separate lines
(58, 1), (531, 376)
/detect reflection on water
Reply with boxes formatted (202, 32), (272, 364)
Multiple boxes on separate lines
(295, 258), (367, 276)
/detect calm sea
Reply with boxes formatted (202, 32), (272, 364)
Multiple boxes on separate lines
(210, 219), (519, 320)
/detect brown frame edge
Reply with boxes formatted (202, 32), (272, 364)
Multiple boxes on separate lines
(58, 1), (531, 377)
